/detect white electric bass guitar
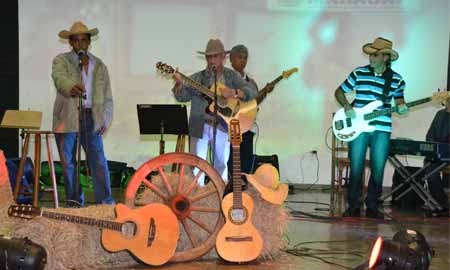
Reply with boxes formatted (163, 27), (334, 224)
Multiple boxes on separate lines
(332, 91), (449, 142)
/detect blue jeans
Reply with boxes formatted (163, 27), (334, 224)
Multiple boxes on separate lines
(347, 131), (391, 210)
(55, 111), (115, 206)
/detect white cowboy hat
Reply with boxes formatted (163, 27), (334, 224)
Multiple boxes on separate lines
(58, 21), (99, 39)
(245, 164), (288, 205)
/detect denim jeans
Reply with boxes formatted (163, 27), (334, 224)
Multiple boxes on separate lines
(55, 111), (115, 206)
(347, 131), (391, 210)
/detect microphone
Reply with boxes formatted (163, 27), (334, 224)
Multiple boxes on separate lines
(77, 50), (85, 70)
(211, 65), (217, 73)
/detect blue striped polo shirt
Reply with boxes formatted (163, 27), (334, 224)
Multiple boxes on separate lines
(339, 65), (405, 133)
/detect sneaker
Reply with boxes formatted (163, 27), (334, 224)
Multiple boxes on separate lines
(365, 208), (384, 219)
(342, 207), (361, 217)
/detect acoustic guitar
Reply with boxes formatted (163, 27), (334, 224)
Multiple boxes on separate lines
(156, 62), (297, 132)
(8, 203), (179, 266)
(332, 91), (449, 142)
(215, 119), (263, 262)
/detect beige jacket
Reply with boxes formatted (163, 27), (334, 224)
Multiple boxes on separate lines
(51, 51), (113, 133)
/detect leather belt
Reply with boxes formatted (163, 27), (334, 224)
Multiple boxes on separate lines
(205, 119), (217, 126)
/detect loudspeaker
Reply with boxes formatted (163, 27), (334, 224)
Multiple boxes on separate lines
(251, 154), (279, 174)
(0, 237), (47, 270)
(392, 166), (425, 209)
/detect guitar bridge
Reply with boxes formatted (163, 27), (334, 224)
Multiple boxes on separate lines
(147, 218), (156, 247)
(225, 236), (253, 242)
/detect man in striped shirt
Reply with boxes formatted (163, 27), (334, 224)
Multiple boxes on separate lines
(334, 37), (409, 219)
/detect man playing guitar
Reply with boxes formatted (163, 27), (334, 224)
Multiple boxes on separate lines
(334, 37), (408, 219)
(172, 39), (256, 185)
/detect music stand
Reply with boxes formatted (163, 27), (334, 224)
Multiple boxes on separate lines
(137, 104), (189, 154)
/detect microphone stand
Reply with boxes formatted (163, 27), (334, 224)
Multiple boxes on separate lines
(71, 52), (84, 208)
(211, 66), (218, 172)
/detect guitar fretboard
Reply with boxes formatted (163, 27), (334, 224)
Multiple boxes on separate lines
(255, 75), (284, 105)
(364, 97), (432, 121)
(231, 145), (243, 209)
(179, 73), (214, 99)
(42, 211), (123, 232)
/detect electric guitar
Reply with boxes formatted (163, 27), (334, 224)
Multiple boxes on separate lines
(332, 91), (450, 142)
(215, 119), (263, 262)
(8, 203), (179, 266)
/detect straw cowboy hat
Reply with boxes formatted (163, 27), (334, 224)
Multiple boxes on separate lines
(58, 21), (99, 39)
(197, 39), (227, 56)
(362, 37), (399, 61)
(245, 164), (288, 205)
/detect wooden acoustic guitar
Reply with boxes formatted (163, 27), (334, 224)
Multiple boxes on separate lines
(215, 119), (263, 262)
(8, 203), (179, 266)
(156, 62), (297, 132)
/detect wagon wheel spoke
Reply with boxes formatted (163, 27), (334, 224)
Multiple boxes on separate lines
(142, 179), (169, 201)
(176, 164), (186, 193)
(157, 166), (174, 195)
(184, 171), (204, 196)
(181, 219), (198, 248)
(190, 206), (221, 213)
(190, 188), (218, 203)
(187, 215), (214, 234)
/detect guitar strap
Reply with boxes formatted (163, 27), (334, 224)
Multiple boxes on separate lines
(381, 67), (394, 106)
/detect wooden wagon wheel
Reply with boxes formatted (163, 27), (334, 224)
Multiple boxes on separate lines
(124, 152), (225, 262)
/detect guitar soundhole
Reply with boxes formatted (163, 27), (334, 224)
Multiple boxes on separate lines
(121, 221), (137, 238)
(229, 207), (247, 225)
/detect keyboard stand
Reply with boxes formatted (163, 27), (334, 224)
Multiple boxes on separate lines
(380, 155), (448, 212)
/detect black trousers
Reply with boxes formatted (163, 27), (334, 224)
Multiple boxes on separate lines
(426, 162), (449, 210)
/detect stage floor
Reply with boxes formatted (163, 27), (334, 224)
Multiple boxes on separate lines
(41, 186), (449, 270)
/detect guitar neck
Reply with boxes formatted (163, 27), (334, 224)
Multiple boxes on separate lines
(364, 96), (432, 121)
(179, 73), (214, 99)
(231, 145), (243, 209)
(41, 210), (123, 232)
(255, 75), (284, 105)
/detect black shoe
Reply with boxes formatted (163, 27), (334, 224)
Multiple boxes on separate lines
(343, 207), (361, 217)
(365, 208), (384, 219)
(430, 208), (449, 217)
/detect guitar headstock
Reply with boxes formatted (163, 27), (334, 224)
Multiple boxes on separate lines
(156, 62), (175, 75)
(282, 68), (299, 79)
(228, 119), (242, 146)
(8, 204), (40, 220)
(432, 89), (449, 103)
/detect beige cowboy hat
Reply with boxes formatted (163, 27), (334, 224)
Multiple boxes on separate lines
(244, 164), (288, 205)
(362, 37), (399, 61)
(58, 21), (99, 39)
(197, 39), (227, 56)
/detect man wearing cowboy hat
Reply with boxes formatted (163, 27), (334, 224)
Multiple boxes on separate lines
(334, 37), (408, 219)
(51, 21), (114, 206)
(172, 39), (256, 185)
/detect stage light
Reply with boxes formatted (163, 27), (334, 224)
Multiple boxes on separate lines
(368, 229), (432, 270)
